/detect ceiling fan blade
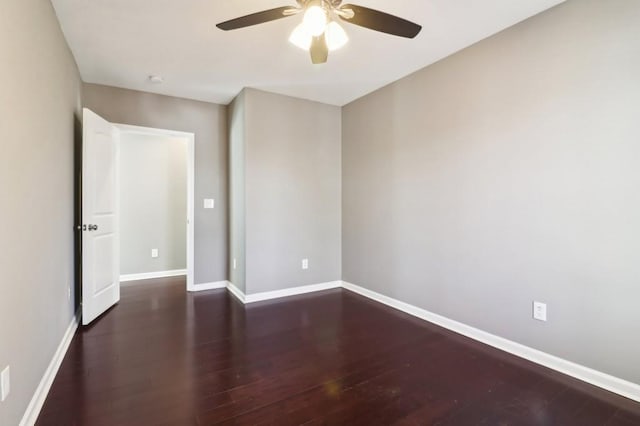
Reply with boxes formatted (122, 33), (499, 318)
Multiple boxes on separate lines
(216, 7), (297, 31)
(310, 35), (328, 64)
(338, 4), (422, 39)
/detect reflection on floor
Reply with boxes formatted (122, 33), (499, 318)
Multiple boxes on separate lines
(37, 277), (640, 425)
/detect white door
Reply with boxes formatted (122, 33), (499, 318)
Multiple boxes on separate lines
(82, 108), (120, 325)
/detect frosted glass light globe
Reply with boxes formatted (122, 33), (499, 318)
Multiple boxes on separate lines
(303, 5), (327, 37)
(325, 21), (348, 51)
(289, 24), (312, 50)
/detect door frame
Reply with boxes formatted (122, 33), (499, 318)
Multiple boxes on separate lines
(114, 123), (196, 291)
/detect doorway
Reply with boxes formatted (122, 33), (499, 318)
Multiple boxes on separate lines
(115, 124), (195, 291)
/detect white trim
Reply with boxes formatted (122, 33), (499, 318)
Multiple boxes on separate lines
(185, 134), (195, 292)
(341, 281), (640, 403)
(244, 281), (342, 303)
(226, 282), (246, 303)
(20, 310), (80, 426)
(225, 281), (342, 304)
(120, 269), (187, 282)
(114, 124), (195, 292)
(189, 281), (228, 292)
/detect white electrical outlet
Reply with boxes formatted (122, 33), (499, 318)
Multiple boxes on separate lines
(233, 258), (237, 270)
(302, 259), (309, 270)
(533, 301), (547, 322)
(151, 249), (159, 258)
(204, 199), (215, 209)
(1, 366), (10, 402)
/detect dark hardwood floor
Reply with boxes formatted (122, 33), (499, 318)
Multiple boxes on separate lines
(37, 278), (640, 425)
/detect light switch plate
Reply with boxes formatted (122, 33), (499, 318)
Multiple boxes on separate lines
(1, 366), (10, 402)
(204, 199), (215, 209)
(151, 248), (159, 258)
(533, 301), (547, 322)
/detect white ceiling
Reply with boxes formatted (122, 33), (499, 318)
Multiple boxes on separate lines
(51, 0), (564, 106)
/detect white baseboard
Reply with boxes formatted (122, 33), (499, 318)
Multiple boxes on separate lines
(244, 281), (342, 303)
(20, 310), (80, 426)
(341, 281), (640, 403)
(188, 280), (228, 292)
(226, 282), (246, 303)
(120, 269), (187, 282)
(226, 281), (342, 304)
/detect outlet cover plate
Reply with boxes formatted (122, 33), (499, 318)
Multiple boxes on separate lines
(302, 259), (309, 270)
(533, 301), (547, 322)
(151, 248), (159, 258)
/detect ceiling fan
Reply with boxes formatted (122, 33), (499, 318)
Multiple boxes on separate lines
(216, 0), (422, 64)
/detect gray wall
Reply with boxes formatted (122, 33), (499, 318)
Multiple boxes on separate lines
(119, 133), (187, 275)
(244, 89), (342, 294)
(228, 91), (247, 292)
(342, 0), (640, 384)
(83, 84), (228, 284)
(0, 1), (82, 424)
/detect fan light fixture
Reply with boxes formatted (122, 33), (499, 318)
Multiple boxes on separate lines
(302, 2), (328, 36)
(289, 24), (313, 50)
(216, 0), (423, 65)
(289, 21), (348, 51)
(289, 1), (348, 53)
(325, 21), (348, 50)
